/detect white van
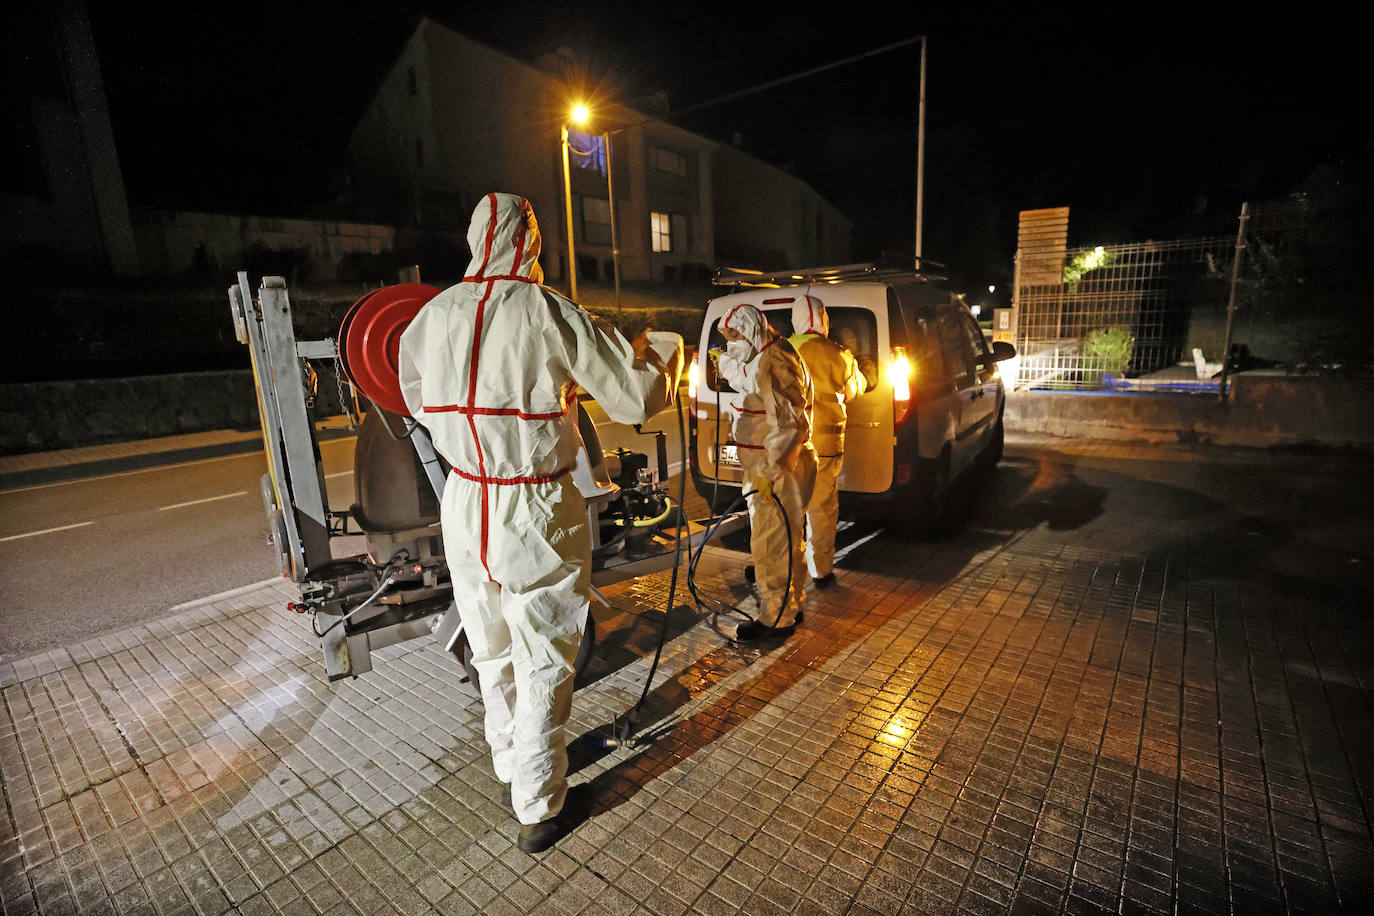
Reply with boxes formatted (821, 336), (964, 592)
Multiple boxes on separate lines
(687, 263), (1015, 535)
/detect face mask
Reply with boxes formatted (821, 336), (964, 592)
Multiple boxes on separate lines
(726, 339), (755, 362)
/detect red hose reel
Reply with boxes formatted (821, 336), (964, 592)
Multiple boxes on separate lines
(337, 283), (441, 416)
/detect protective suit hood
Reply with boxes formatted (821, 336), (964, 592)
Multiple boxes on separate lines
(465, 192), (544, 283)
(790, 295), (828, 337)
(721, 302), (772, 352)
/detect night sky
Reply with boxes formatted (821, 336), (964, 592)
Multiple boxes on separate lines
(87, 1), (1367, 300)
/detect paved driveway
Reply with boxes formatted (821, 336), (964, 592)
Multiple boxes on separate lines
(2, 435), (1372, 914)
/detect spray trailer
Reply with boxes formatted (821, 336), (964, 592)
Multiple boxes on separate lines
(228, 273), (745, 687)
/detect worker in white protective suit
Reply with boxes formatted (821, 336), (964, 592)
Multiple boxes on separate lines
(397, 193), (677, 853)
(714, 303), (816, 641)
(787, 295), (872, 589)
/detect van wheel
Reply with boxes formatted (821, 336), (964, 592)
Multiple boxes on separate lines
(461, 613), (598, 697)
(982, 413), (1005, 468)
(893, 452), (951, 539)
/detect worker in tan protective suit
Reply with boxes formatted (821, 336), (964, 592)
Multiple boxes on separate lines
(714, 303), (816, 641)
(788, 295), (872, 589)
(398, 193), (678, 853)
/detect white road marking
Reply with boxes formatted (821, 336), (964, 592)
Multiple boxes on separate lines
(1, 436), (357, 495)
(0, 521), (96, 543)
(833, 528), (884, 563)
(158, 491), (248, 511)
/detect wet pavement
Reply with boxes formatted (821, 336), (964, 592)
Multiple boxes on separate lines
(3, 434), (1373, 914)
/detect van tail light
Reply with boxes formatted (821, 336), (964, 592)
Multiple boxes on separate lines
(888, 346), (916, 425)
(688, 359), (699, 404)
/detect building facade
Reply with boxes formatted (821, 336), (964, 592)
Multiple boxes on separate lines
(347, 18), (851, 283)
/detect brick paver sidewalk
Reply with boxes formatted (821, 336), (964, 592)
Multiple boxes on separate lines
(3, 439), (1373, 914)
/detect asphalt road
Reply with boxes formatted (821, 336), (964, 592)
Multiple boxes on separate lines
(0, 401), (688, 664)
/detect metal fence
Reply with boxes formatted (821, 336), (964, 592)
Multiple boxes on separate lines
(1011, 236), (1237, 391)
(1008, 198), (1370, 392)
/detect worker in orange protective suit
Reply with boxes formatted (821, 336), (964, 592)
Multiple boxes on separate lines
(787, 294), (872, 589)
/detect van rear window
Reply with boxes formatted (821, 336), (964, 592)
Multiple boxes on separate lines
(704, 306), (878, 393)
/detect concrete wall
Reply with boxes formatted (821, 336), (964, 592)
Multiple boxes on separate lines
(0, 371), (261, 454)
(1006, 372), (1374, 450)
(132, 209), (397, 279)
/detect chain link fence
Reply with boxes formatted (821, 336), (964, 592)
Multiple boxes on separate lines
(1010, 198), (1371, 392)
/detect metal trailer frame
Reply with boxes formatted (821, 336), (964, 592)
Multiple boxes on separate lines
(230, 273), (744, 682)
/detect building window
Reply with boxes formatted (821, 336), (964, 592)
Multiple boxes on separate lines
(582, 196), (611, 246)
(651, 211), (671, 252)
(567, 129), (607, 176)
(649, 146), (687, 177)
(651, 211), (687, 253)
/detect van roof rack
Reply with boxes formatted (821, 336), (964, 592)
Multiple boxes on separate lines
(712, 258), (946, 288)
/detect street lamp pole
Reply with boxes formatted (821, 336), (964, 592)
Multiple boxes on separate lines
(604, 131), (622, 310)
(560, 123), (578, 302)
(915, 36), (927, 269)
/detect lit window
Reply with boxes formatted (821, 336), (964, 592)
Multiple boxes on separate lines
(567, 130), (607, 176)
(651, 211), (671, 252)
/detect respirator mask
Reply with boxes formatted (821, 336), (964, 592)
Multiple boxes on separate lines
(725, 339), (755, 363)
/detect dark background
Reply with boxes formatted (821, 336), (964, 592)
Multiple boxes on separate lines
(87, 1), (1368, 299)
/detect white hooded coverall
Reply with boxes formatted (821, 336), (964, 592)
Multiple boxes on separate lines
(398, 193), (672, 824)
(716, 304), (816, 627)
(787, 295), (868, 579)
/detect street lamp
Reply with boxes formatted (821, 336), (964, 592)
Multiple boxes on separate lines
(562, 103), (624, 309)
(561, 103), (589, 301)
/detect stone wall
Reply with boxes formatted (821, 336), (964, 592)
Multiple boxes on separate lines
(1006, 372), (1374, 450)
(132, 210), (397, 279)
(0, 371), (262, 454)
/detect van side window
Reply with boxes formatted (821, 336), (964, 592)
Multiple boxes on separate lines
(938, 311), (976, 389)
(960, 312), (989, 363)
(908, 316), (946, 387)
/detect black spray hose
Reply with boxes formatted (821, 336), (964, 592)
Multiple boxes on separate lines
(604, 395), (690, 747)
(688, 372), (796, 635)
(604, 372), (799, 749)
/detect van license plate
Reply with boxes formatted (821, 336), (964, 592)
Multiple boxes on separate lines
(716, 444), (740, 466)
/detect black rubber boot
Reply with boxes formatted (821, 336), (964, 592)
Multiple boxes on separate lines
(813, 572), (836, 590)
(516, 786), (587, 855)
(735, 611), (803, 643)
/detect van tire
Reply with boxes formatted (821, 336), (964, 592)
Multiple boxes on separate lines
(893, 451), (951, 540)
(982, 412), (1005, 468)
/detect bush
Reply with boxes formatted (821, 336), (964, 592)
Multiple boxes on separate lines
(1082, 326), (1135, 382)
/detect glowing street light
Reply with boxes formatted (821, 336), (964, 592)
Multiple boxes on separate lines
(561, 101), (622, 308)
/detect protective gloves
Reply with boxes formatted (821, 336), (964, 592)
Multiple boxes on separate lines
(707, 347), (723, 368)
(752, 476), (774, 500)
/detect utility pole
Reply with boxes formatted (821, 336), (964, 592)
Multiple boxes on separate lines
(1218, 201), (1250, 399)
(915, 36), (927, 269)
